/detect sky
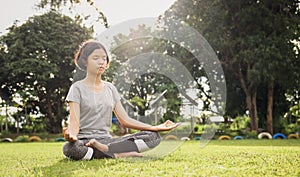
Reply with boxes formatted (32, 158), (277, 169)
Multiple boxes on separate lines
(0, 0), (176, 35)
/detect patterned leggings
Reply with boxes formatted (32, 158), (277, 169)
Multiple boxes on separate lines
(63, 131), (161, 160)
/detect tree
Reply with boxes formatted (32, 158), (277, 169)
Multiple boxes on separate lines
(36, 0), (108, 28)
(1, 10), (92, 133)
(110, 25), (183, 123)
(162, 0), (300, 133)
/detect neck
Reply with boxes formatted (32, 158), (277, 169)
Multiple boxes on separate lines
(85, 73), (102, 85)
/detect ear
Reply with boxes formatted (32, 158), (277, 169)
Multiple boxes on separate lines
(106, 63), (110, 69)
(82, 59), (87, 66)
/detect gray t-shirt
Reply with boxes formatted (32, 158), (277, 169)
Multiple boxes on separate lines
(66, 80), (121, 139)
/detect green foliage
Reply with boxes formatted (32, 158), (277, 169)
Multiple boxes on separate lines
(290, 103), (300, 119)
(130, 96), (146, 110)
(36, 0), (108, 28)
(163, 0), (300, 132)
(110, 25), (184, 122)
(14, 135), (29, 142)
(245, 130), (258, 139)
(217, 123), (231, 135)
(1, 10), (92, 133)
(1, 130), (11, 136)
(230, 115), (251, 131)
(283, 123), (300, 134)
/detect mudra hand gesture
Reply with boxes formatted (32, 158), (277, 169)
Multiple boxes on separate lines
(152, 120), (180, 131)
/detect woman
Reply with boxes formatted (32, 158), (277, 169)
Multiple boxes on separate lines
(63, 40), (179, 160)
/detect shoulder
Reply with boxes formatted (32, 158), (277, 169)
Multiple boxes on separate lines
(68, 80), (85, 93)
(104, 81), (117, 90)
(104, 81), (120, 95)
(71, 80), (84, 89)
(66, 80), (84, 102)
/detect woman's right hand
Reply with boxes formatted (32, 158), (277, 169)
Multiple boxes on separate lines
(63, 127), (78, 142)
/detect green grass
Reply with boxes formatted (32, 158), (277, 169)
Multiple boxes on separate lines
(0, 140), (299, 177)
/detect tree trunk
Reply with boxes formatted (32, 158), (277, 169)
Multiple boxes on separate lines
(0, 117), (2, 133)
(44, 90), (64, 134)
(46, 94), (55, 134)
(46, 102), (60, 134)
(16, 116), (20, 135)
(238, 64), (258, 131)
(5, 104), (8, 132)
(246, 91), (258, 131)
(267, 81), (274, 135)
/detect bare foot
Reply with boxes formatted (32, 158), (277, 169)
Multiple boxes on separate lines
(85, 139), (109, 152)
(114, 151), (144, 158)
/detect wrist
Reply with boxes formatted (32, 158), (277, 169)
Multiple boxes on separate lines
(149, 125), (158, 132)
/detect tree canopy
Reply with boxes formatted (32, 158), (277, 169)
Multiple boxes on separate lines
(1, 10), (92, 133)
(36, 0), (108, 28)
(162, 0), (300, 133)
(1, 0), (299, 135)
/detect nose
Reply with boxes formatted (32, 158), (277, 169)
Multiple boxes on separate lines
(98, 59), (106, 65)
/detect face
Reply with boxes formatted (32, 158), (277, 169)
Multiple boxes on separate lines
(86, 48), (108, 75)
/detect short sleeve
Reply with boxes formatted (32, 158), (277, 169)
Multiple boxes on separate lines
(66, 84), (81, 104)
(107, 82), (121, 106)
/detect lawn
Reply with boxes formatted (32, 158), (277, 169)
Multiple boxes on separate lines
(0, 140), (299, 177)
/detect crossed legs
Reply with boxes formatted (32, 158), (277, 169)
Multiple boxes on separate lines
(63, 131), (161, 160)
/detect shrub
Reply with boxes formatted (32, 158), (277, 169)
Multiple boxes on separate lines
(15, 135), (29, 142)
(34, 132), (50, 140)
(229, 131), (238, 137)
(283, 123), (300, 134)
(245, 130), (258, 139)
(230, 115), (251, 131)
(218, 123), (231, 135)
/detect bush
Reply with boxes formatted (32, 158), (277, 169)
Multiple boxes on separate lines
(230, 115), (251, 131)
(283, 123), (300, 134)
(0, 130), (11, 138)
(218, 123), (231, 135)
(245, 130), (258, 139)
(15, 135), (29, 142)
(229, 131), (238, 137)
(34, 132), (50, 140)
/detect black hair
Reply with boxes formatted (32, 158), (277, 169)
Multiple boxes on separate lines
(74, 40), (109, 70)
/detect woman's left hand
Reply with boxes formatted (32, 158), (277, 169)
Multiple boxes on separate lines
(152, 120), (180, 131)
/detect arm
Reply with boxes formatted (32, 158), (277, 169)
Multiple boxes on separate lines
(113, 101), (179, 131)
(64, 101), (80, 142)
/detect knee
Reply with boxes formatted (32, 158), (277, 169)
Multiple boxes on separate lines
(143, 131), (161, 148)
(63, 140), (91, 160)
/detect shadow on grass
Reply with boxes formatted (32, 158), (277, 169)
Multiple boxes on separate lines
(33, 140), (183, 175)
(35, 155), (164, 176)
(34, 158), (88, 176)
